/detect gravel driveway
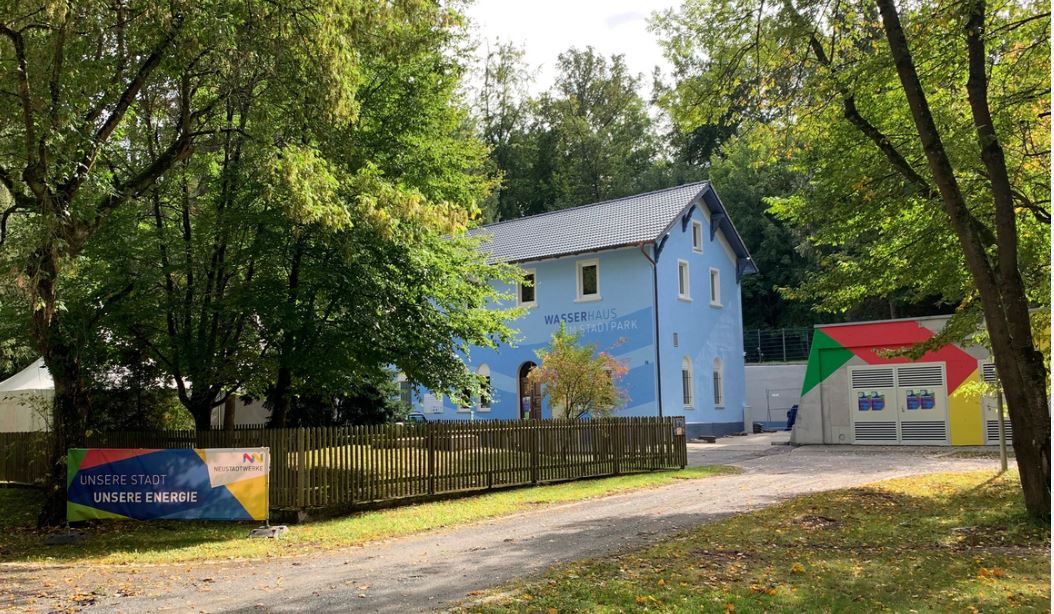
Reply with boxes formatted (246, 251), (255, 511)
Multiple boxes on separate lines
(2, 435), (1003, 613)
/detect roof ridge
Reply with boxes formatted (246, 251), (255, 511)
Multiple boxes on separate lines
(476, 181), (709, 230)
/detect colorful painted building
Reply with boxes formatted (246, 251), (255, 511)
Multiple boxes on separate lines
(407, 182), (758, 438)
(791, 316), (1005, 446)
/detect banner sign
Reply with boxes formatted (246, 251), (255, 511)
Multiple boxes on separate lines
(66, 448), (269, 522)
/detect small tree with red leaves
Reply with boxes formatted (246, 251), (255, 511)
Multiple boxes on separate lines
(529, 324), (629, 420)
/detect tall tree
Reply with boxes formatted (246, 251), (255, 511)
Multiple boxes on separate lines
(87, 1), (517, 431)
(474, 41), (536, 221)
(655, 0), (1050, 518)
(542, 47), (660, 209)
(1, 0), (372, 524)
(474, 46), (663, 220)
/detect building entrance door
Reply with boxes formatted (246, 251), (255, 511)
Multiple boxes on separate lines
(518, 361), (541, 420)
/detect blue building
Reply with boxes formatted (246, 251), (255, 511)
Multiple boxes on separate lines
(408, 182), (757, 438)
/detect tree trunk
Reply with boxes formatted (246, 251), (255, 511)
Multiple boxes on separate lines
(268, 239), (305, 429)
(189, 395), (215, 432)
(222, 396), (237, 431)
(269, 366), (293, 428)
(876, 0), (1050, 520)
(37, 344), (90, 527)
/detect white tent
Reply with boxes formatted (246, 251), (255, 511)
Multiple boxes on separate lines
(0, 358), (54, 432)
(0, 358), (270, 430)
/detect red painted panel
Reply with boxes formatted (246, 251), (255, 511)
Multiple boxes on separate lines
(78, 448), (161, 470)
(819, 321), (933, 347)
(818, 321), (976, 393)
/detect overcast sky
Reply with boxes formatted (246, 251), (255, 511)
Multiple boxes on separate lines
(464, 0), (681, 96)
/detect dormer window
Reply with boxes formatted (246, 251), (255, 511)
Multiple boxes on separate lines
(692, 220), (703, 253)
(519, 269), (536, 307)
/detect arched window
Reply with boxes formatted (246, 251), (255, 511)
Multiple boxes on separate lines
(477, 364), (492, 411)
(681, 357), (694, 408)
(713, 358), (724, 407)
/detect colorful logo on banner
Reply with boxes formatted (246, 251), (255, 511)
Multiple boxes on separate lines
(66, 448), (269, 521)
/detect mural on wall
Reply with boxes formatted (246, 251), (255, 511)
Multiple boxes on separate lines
(799, 319), (986, 445)
(801, 321), (978, 398)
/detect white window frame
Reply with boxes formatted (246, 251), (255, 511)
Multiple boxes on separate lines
(396, 372), (413, 407)
(518, 269), (537, 308)
(423, 393), (443, 414)
(681, 356), (694, 408)
(456, 388), (472, 413)
(713, 357), (725, 408)
(677, 259), (691, 301)
(692, 220), (703, 253)
(477, 364), (492, 412)
(575, 258), (601, 302)
(709, 267), (722, 307)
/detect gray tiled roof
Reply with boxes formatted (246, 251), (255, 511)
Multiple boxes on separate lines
(472, 183), (709, 262)
(472, 182), (755, 272)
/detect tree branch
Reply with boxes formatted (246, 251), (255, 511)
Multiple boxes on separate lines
(60, 14), (185, 202)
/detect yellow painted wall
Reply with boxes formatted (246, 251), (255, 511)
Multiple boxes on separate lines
(948, 368), (984, 445)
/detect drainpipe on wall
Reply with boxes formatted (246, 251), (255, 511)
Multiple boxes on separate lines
(638, 242), (663, 418)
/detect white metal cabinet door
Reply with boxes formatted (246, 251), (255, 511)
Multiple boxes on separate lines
(895, 363), (949, 445)
(848, 366), (898, 444)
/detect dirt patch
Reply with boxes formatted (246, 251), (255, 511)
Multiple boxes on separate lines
(794, 514), (840, 530)
(690, 548), (761, 564)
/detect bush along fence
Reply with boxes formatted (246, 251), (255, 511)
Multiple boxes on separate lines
(1, 417), (687, 513)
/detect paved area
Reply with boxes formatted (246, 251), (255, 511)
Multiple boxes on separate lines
(1, 435), (1003, 613)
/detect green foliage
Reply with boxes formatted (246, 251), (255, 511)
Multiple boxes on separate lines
(0, 0), (519, 434)
(708, 125), (818, 327)
(653, 0), (1051, 321)
(268, 372), (408, 428)
(529, 324), (629, 419)
(475, 46), (666, 221)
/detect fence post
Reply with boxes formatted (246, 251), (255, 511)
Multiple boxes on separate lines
(611, 420), (621, 476)
(295, 427), (305, 510)
(427, 423), (436, 496)
(530, 423), (539, 485)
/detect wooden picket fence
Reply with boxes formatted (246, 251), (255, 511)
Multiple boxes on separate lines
(0, 417), (686, 511)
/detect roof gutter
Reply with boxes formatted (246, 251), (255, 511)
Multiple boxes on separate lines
(638, 241), (663, 419)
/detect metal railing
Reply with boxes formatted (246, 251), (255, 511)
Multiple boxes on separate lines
(743, 327), (813, 363)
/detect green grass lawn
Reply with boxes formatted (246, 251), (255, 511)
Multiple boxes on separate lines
(0, 465), (735, 566)
(461, 471), (1050, 613)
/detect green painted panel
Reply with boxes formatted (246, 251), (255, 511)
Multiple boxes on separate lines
(67, 500), (129, 521)
(801, 329), (854, 395)
(66, 448), (88, 487)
